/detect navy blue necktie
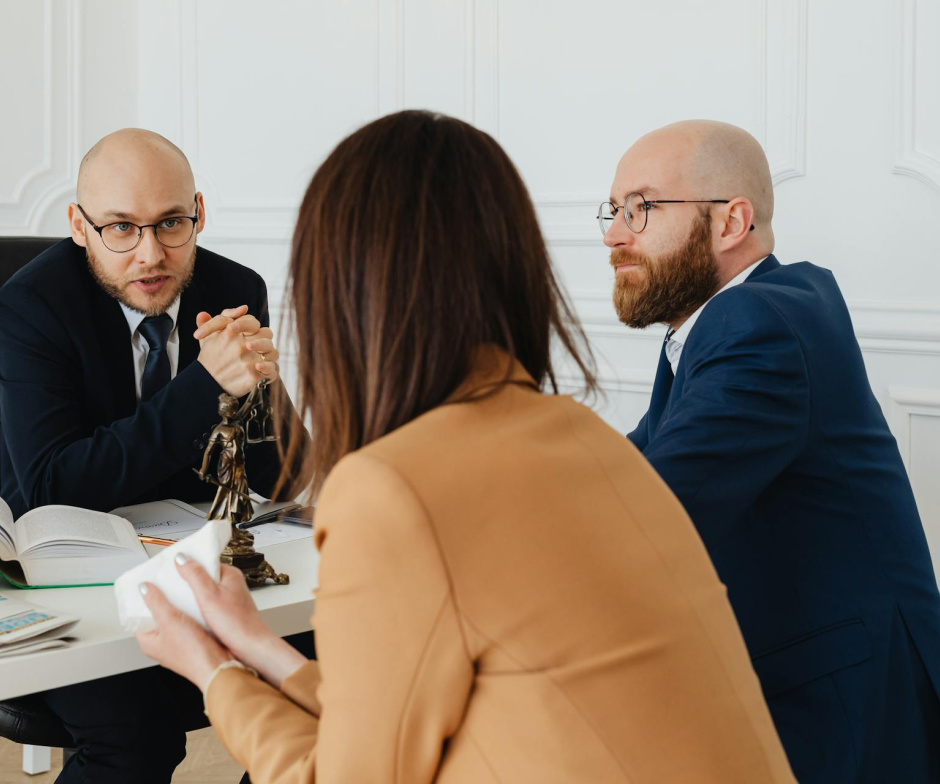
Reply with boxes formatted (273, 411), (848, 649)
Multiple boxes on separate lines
(138, 314), (173, 402)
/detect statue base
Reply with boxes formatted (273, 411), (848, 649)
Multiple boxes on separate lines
(222, 527), (290, 587)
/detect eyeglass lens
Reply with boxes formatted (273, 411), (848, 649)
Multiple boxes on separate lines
(597, 193), (649, 236)
(100, 219), (196, 252)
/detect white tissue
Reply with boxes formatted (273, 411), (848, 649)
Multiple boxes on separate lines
(114, 519), (232, 633)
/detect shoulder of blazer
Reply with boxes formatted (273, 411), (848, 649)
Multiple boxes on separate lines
(741, 259), (839, 300)
(0, 240), (102, 336)
(699, 260), (841, 330)
(1, 238), (92, 301)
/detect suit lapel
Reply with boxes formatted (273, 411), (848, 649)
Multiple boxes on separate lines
(88, 281), (138, 419)
(646, 334), (674, 437)
(177, 281), (203, 371)
(647, 255), (781, 436)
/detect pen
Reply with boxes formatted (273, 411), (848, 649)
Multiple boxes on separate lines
(137, 535), (176, 546)
(235, 503), (305, 530)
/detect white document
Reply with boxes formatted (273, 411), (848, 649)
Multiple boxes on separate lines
(114, 519), (231, 633)
(112, 499), (209, 543)
(114, 499), (313, 547)
(250, 522), (313, 549)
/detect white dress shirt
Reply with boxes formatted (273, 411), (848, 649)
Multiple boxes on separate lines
(664, 257), (768, 376)
(119, 297), (182, 402)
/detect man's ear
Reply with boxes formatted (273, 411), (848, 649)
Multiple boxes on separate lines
(67, 203), (88, 248)
(717, 197), (754, 251)
(195, 191), (206, 235)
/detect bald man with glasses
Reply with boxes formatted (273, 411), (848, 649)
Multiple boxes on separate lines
(602, 119), (940, 783)
(0, 128), (308, 783)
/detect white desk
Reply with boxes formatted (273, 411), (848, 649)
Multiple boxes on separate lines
(0, 537), (318, 701)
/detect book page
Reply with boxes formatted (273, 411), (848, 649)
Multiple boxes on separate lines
(16, 506), (139, 555)
(0, 497), (16, 561)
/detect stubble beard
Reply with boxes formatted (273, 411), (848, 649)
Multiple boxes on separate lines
(86, 245), (196, 317)
(611, 212), (721, 329)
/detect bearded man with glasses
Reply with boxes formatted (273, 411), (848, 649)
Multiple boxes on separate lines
(600, 119), (940, 783)
(0, 128), (310, 783)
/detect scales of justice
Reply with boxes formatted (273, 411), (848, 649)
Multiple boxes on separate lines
(195, 379), (290, 587)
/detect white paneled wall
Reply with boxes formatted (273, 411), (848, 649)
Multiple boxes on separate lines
(4, 0), (940, 575)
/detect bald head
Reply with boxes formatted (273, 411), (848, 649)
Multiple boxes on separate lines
(657, 120), (772, 225)
(76, 128), (194, 205)
(619, 120), (774, 229)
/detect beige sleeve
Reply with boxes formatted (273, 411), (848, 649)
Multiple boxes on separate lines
(206, 664), (321, 782)
(207, 451), (475, 784)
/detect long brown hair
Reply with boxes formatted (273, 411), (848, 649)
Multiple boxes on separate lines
(276, 110), (596, 495)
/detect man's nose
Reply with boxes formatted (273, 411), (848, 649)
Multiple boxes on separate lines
(603, 214), (634, 249)
(134, 226), (166, 264)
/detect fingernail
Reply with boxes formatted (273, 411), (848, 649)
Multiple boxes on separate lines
(175, 553), (191, 566)
(139, 583), (150, 595)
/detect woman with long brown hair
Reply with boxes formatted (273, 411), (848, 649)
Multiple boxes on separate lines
(136, 111), (794, 782)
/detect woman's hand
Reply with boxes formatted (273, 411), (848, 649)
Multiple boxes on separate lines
(172, 558), (277, 661)
(172, 556), (309, 686)
(136, 582), (234, 690)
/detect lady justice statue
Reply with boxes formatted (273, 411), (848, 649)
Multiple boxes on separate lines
(195, 381), (289, 586)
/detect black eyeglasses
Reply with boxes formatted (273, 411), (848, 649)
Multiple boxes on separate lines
(597, 192), (755, 235)
(76, 197), (199, 252)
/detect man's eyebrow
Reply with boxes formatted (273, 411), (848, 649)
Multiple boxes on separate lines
(99, 210), (135, 221)
(609, 185), (661, 204)
(156, 205), (190, 218)
(98, 205), (190, 221)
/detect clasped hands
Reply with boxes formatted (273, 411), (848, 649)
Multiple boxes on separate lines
(195, 304), (279, 397)
(135, 557), (308, 693)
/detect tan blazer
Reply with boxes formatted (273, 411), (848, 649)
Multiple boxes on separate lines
(206, 351), (795, 783)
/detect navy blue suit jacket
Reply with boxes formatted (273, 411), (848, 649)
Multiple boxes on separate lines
(630, 256), (940, 782)
(0, 239), (293, 520)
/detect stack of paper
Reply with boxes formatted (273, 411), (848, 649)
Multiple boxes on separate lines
(0, 595), (79, 658)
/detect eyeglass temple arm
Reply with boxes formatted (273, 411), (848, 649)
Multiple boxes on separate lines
(646, 200), (754, 230)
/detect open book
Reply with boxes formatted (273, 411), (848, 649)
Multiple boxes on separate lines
(0, 498), (148, 588)
(0, 594), (79, 657)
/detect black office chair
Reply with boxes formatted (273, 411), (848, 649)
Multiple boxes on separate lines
(0, 236), (77, 771)
(0, 236), (61, 288)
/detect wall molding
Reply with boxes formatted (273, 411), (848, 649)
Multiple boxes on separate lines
(889, 386), (940, 471)
(0, 0), (81, 232)
(758, 0), (808, 185)
(533, 0), (808, 245)
(893, 0), (940, 194)
(176, 0), (489, 238)
(1, 0), (55, 207)
(173, 0), (297, 235)
(851, 301), (940, 356)
(169, 0), (500, 239)
(555, 369), (654, 403)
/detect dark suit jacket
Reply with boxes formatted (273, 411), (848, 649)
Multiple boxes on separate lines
(630, 255), (940, 782)
(0, 239), (293, 520)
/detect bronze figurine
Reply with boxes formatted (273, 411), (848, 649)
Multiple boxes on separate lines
(196, 381), (289, 587)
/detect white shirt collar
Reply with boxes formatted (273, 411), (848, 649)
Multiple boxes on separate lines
(119, 296), (181, 337)
(665, 256), (768, 375)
